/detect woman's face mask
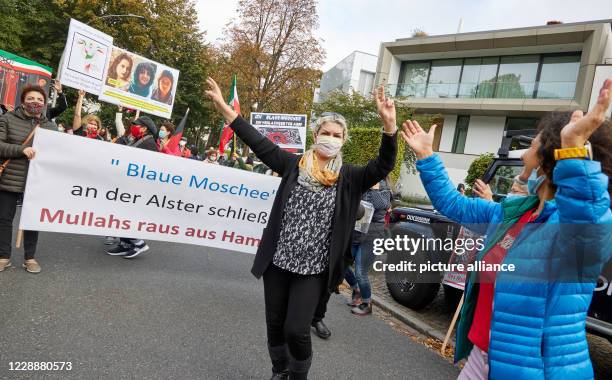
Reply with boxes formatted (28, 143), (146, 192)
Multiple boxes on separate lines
(527, 169), (546, 195)
(313, 134), (343, 158)
(158, 130), (168, 139)
(23, 101), (44, 116)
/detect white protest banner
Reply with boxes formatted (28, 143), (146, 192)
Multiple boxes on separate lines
(20, 129), (280, 254)
(58, 19), (113, 94)
(251, 112), (307, 154)
(98, 46), (179, 118)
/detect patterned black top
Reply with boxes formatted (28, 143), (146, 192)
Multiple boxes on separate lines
(273, 183), (338, 274)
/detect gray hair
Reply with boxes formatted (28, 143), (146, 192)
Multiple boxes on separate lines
(313, 112), (349, 141)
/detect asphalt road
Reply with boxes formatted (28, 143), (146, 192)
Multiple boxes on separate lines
(0, 231), (460, 380)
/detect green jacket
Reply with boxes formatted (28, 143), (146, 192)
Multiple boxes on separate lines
(0, 106), (57, 193)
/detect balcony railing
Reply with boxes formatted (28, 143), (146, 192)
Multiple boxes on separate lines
(387, 81), (577, 100)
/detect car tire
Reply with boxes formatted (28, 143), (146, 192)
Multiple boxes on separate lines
(387, 280), (440, 310)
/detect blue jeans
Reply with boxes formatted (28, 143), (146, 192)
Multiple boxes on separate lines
(345, 242), (372, 301)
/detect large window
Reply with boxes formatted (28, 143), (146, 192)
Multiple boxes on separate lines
(458, 57), (498, 98)
(397, 53), (580, 100)
(451, 115), (470, 154)
(397, 62), (429, 97)
(425, 59), (462, 98)
(495, 55), (539, 98)
(537, 55), (580, 99)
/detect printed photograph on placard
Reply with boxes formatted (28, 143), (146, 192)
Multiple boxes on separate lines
(128, 57), (157, 98)
(105, 49), (134, 91)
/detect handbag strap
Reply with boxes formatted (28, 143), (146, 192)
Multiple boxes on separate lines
(0, 123), (40, 173)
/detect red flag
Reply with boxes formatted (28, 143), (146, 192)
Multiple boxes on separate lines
(219, 75), (240, 153)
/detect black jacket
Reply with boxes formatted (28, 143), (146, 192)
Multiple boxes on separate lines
(47, 93), (68, 120)
(128, 134), (158, 152)
(229, 116), (397, 292)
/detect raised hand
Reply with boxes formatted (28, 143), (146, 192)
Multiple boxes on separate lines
(78, 89), (85, 98)
(205, 77), (237, 123)
(473, 179), (493, 201)
(53, 79), (62, 93)
(373, 85), (396, 132)
(561, 78), (611, 148)
(400, 120), (436, 160)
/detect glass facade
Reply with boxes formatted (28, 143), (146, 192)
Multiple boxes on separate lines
(537, 55), (581, 99)
(396, 53), (581, 100)
(426, 59), (462, 98)
(397, 62), (429, 97)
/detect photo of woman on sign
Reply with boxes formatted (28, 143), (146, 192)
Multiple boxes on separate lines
(151, 69), (174, 105)
(128, 61), (156, 98)
(106, 52), (133, 91)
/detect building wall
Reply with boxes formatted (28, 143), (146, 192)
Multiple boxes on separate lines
(438, 114), (457, 152)
(463, 116), (506, 155)
(319, 51), (378, 100)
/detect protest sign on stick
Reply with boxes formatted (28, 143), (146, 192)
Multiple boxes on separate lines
(99, 47), (179, 118)
(20, 129), (280, 254)
(58, 19), (113, 94)
(250, 112), (307, 154)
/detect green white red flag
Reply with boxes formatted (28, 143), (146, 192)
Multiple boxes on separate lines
(218, 75), (240, 153)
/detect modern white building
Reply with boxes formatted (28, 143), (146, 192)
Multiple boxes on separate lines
(317, 51), (378, 101)
(375, 20), (612, 198)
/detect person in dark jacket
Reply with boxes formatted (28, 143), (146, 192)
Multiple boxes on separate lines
(0, 85), (57, 274)
(106, 116), (158, 258)
(205, 77), (398, 380)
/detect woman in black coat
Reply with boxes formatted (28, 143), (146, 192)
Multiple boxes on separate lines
(205, 78), (398, 380)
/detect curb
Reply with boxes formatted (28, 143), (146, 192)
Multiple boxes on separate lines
(371, 294), (453, 346)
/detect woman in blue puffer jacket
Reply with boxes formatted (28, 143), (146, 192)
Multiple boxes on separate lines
(400, 79), (612, 380)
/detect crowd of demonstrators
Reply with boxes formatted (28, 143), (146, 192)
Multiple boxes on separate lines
(0, 85), (57, 274)
(401, 79), (612, 379)
(205, 77), (398, 380)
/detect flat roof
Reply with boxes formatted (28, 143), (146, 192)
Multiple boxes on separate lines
(393, 19), (612, 43)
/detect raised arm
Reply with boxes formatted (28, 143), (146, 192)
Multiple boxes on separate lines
(115, 106), (125, 137)
(402, 119), (499, 225)
(555, 78), (612, 224)
(353, 86), (399, 192)
(205, 77), (294, 174)
(72, 89), (85, 132)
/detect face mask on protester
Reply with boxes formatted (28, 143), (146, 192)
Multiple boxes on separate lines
(58, 127), (65, 133)
(180, 140), (187, 147)
(505, 193), (526, 201)
(527, 169), (546, 195)
(23, 101), (44, 116)
(313, 134), (343, 158)
(158, 130), (168, 139)
(130, 125), (145, 139)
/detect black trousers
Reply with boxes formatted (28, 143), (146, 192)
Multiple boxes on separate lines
(0, 190), (38, 260)
(263, 264), (327, 361)
(313, 290), (332, 323)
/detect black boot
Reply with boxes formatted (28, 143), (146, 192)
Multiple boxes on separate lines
(311, 319), (331, 339)
(268, 343), (289, 380)
(288, 353), (311, 380)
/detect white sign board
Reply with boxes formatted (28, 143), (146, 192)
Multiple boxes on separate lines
(59, 19), (113, 94)
(20, 129), (281, 254)
(588, 64), (612, 118)
(98, 46), (180, 118)
(251, 112), (307, 154)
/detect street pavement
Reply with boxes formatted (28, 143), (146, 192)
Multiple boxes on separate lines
(0, 231), (460, 380)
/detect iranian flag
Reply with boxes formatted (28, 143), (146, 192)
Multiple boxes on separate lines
(218, 75), (240, 154)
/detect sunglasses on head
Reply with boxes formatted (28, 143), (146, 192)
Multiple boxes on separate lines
(320, 112), (346, 121)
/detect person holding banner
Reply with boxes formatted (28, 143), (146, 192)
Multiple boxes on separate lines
(0, 85), (57, 273)
(206, 77), (397, 380)
(105, 115), (159, 258)
(400, 79), (612, 379)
